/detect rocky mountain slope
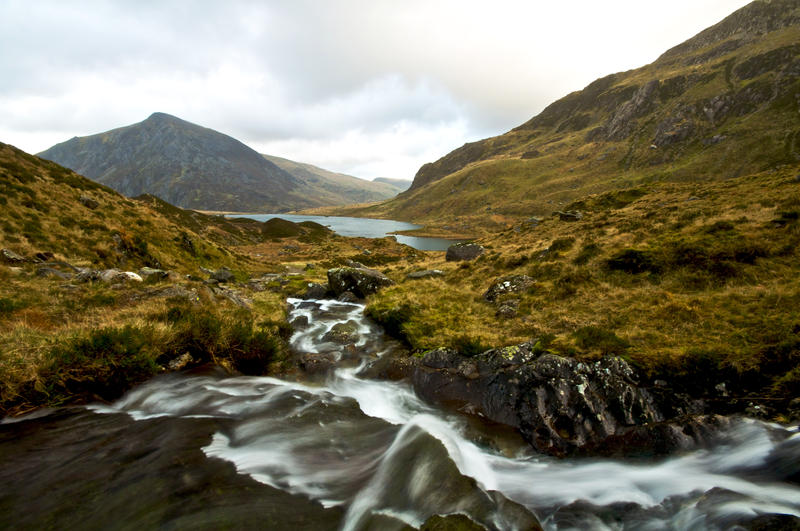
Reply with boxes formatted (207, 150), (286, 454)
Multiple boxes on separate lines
(39, 113), (399, 212)
(340, 0), (800, 232)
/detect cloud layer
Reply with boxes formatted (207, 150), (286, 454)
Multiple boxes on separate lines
(0, 0), (750, 179)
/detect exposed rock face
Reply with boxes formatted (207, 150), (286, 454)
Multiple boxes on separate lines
(327, 267), (395, 299)
(408, 343), (690, 456)
(483, 275), (535, 302)
(445, 243), (485, 262)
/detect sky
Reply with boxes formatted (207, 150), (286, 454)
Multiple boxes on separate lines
(0, 1), (751, 181)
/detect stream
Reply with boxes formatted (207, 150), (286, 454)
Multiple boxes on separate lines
(1, 299), (799, 530)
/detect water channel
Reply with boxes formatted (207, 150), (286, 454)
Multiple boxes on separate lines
(227, 214), (464, 251)
(1, 299), (798, 529)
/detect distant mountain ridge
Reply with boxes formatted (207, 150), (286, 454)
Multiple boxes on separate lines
(39, 113), (400, 212)
(373, 177), (412, 192)
(355, 0), (800, 229)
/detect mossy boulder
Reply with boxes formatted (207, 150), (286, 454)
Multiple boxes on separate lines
(445, 243), (484, 262)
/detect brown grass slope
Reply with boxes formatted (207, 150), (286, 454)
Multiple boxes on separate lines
(365, 166), (800, 419)
(340, 0), (800, 235)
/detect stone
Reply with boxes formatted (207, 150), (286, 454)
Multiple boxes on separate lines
(34, 252), (54, 262)
(304, 282), (329, 300)
(1, 249), (27, 264)
(98, 269), (143, 283)
(290, 315), (310, 330)
(210, 267), (234, 283)
(410, 346), (680, 456)
(553, 210), (583, 221)
(139, 267), (169, 281)
(337, 291), (359, 303)
(167, 353), (194, 371)
(79, 195), (99, 209)
(445, 242), (485, 262)
(298, 352), (337, 375)
(74, 268), (100, 283)
(483, 275), (535, 302)
(496, 299), (520, 319)
(406, 269), (444, 280)
(322, 320), (360, 344)
(327, 267), (394, 298)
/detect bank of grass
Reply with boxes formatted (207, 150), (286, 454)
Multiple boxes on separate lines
(0, 271), (292, 416)
(365, 168), (800, 410)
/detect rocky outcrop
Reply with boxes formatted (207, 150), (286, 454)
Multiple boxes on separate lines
(322, 321), (360, 344)
(445, 243), (484, 262)
(406, 270), (444, 280)
(403, 342), (700, 456)
(327, 267), (394, 299)
(1, 249), (27, 264)
(483, 275), (535, 302)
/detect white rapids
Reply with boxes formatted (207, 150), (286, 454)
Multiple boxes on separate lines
(91, 298), (800, 530)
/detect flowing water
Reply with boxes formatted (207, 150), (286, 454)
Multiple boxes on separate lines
(1, 299), (799, 530)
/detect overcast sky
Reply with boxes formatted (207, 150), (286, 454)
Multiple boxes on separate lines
(0, 1), (750, 180)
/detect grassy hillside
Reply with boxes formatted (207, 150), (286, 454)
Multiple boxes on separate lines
(0, 143), (417, 416)
(333, 0), (800, 236)
(263, 154), (403, 205)
(364, 166), (800, 418)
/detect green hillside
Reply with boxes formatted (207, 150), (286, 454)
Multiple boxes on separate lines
(333, 0), (800, 236)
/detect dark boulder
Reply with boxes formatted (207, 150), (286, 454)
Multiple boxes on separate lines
(445, 243), (484, 262)
(327, 267), (394, 298)
(304, 282), (329, 300)
(483, 275), (535, 302)
(337, 291), (359, 303)
(297, 352), (337, 376)
(409, 345), (687, 456)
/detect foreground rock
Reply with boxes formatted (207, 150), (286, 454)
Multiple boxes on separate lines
(483, 274), (535, 302)
(396, 342), (703, 456)
(445, 242), (484, 262)
(327, 266), (395, 299)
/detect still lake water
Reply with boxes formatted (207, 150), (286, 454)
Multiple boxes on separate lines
(228, 214), (463, 251)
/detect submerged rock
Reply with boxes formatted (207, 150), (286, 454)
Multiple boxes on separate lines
(327, 266), (394, 299)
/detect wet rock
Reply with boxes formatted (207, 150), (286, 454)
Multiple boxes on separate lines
(304, 282), (329, 300)
(210, 267), (234, 283)
(553, 210), (583, 222)
(406, 270), (444, 280)
(327, 267), (394, 299)
(483, 275), (535, 302)
(410, 346), (678, 456)
(290, 315), (309, 330)
(78, 195), (99, 209)
(337, 291), (359, 303)
(35, 267), (72, 280)
(167, 353), (195, 371)
(420, 514), (485, 531)
(1, 249), (27, 264)
(445, 243), (484, 262)
(322, 320), (360, 344)
(298, 352), (337, 375)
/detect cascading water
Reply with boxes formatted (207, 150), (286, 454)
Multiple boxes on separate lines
(1, 298), (799, 530)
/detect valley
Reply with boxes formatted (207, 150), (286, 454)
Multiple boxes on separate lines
(1, 1), (800, 529)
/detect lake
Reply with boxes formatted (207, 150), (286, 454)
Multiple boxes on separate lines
(228, 213), (463, 251)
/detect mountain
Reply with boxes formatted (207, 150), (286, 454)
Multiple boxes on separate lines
(38, 113), (398, 212)
(342, 0), (800, 232)
(373, 177), (412, 192)
(261, 154), (402, 204)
